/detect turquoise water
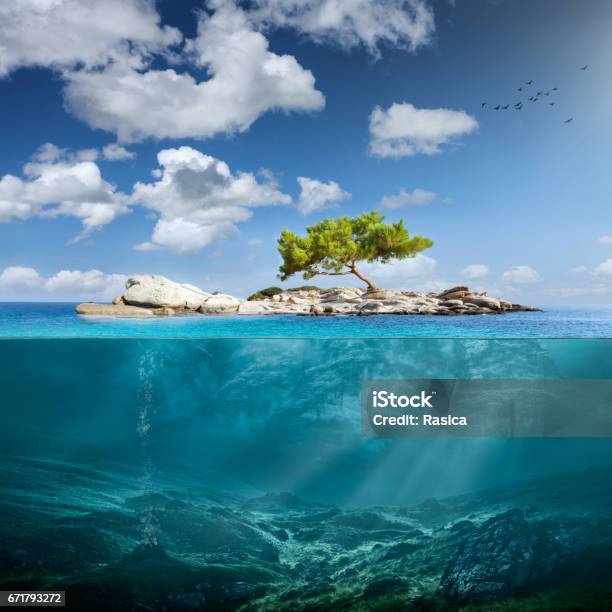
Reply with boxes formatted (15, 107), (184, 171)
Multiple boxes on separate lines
(3, 337), (612, 504)
(2, 302), (612, 337)
(2, 307), (612, 609)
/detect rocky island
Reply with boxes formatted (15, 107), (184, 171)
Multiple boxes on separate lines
(76, 275), (540, 317)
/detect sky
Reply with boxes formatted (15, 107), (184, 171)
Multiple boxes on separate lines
(0, 0), (611, 303)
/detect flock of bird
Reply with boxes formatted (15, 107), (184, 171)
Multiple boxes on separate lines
(481, 65), (589, 124)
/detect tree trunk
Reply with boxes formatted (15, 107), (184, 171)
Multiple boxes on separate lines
(350, 265), (378, 292)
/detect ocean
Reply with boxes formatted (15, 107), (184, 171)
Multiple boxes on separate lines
(2, 302), (612, 337)
(1, 304), (611, 610)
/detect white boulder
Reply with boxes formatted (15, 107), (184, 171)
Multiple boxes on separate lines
(199, 294), (242, 314)
(122, 275), (211, 309)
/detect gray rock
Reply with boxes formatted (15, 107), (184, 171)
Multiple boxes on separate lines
(463, 296), (502, 310)
(199, 294), (241, 314)
(441, 509), (563, 601)
(153, 307), (176, 316)
(76, 303), (154, 317)
(238, 300), (271, 314)
(438, 286), (470, 299)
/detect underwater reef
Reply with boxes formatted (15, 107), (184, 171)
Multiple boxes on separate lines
(1, 460), (611, 611)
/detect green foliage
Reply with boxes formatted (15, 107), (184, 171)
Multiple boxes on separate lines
(247, 286), (283, 301)
(277, 211), (433, 289)
(287, 285), (320, 293)
(247, 285), (321, 301)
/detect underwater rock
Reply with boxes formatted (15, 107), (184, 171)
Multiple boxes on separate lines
(242, 491), (315, 512)
(171, 591), (206, 611)
(121, 543), (169, 564)
(362, 577), (409, 599)
(440, 509), (562, 601)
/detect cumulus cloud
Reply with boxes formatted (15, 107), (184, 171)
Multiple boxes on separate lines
(0, 0), (180, 77)
(0, 145), (129, 240)
(500, 265), (542, 285)
(63, 2), (324, 143)
(248, 0), (435, 55)
(0, 266), (127, 299)
(131, 146), (291, 253)
(594, 259), (612, 277)
(363, 254), (438, 286)
(297, 177), (351, 214)
(595, 235), (612, 245)
(369, 102), (478, 158)
(44, 269), (127, 297)
(102, 144), (136, 161)
(462, 264), (489, 279)
(379, 187), (437, 208)
(0, 266), (43, 290)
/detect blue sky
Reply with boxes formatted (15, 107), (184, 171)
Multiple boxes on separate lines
(0, 0), (611, 303)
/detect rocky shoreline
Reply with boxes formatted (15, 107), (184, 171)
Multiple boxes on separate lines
(76, 275), (540, 317)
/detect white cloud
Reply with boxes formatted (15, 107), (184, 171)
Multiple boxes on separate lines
(102, 144), (136, 161)
(462, 264), (489, 279)
(75, 148), (99, 162)
(0, 266), (43, 290)
(369, 102), (478, 158)
(44, 269), (127, 298)
(548, 285), (610, 298)
(379, 187), (437, 208)
(131, 146), (291, 253)
(500, 265), (542, 285)
(596, 235), (612, 245)
(363, 254), (438, 286)
(248, 0), (435, 55)
(0, 266), (127, 299)
(0, 145), (129, 240)
(0, 0), (180, 77)
(569, 265), (589, 274)
(63, 2), (324, 143)
(594, 259), (612, 277)
(297, 177), (351, 214)
(247, 238), (263, 245)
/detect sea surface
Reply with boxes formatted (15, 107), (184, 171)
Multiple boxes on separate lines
(1, 304), (612, 610)
(1, 302), (612, 337)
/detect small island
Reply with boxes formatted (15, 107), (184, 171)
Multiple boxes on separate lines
(76, 212), (539, 317)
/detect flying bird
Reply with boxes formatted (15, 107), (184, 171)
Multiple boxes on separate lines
(536, 91), (543, 96)
(502, 105), (509, 110)
(552, 87), (558, 91)
(517, 87), (523, 92)
(481, 102), (487, 108)
(526, 80), (533, 85)
(549, 102), (555, 106)
(564, 117), (573, 123)
(494, 105), (501, 110)
(580, 65), (588, 70)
